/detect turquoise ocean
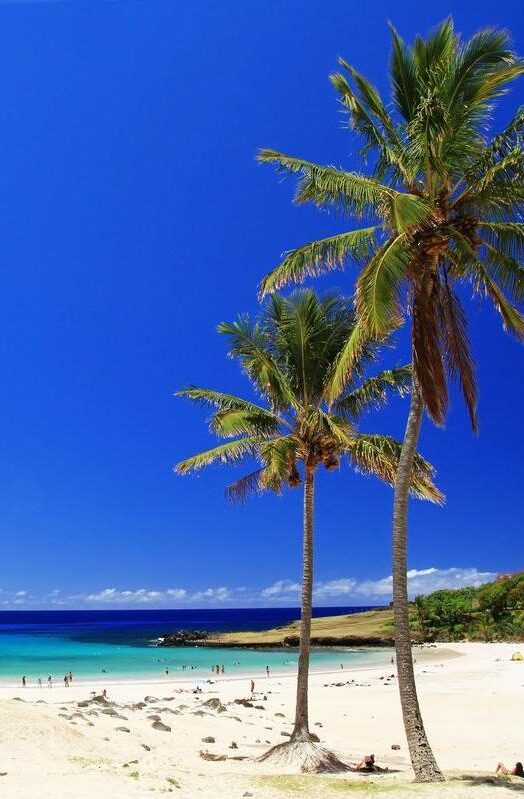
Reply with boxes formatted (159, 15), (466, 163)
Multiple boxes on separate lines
(0, 608), (387, 685)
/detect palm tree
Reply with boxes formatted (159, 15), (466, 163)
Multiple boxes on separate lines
(175, 290), (442, 772)
(257, 19), (524, 781)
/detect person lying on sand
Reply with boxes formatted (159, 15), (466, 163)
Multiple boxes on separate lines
(496, 761), (524, 777)
(355, 754), (387, 773)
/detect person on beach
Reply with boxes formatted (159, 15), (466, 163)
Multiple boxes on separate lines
(47, 676), (52, 688)
(496, 761), (524, 777)
(221, 664), (224, 674)
(38, 677), (42, 688)
(355, 754), (387, 773)
(64, 674), (69, 687)
(250, 679), (255, 693)
(69, 671), (73, 683)
(266, 666), (270, 677)
(165, 668), (169, 676)
(21, 676), (26, 687)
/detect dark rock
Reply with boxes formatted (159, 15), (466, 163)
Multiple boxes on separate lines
(201, 736), (215, 743)
(158, 630), (210, 647)
(144, 696), (159, 703)
(152, 720), (171, 732)
(391, 744), (401, 750)
(234, 699), (253, 708)
(115, 727), (130, 733)
(141, 744), (151, 751)
(229, 741), (238, 749)
(202, 698), (222, 710)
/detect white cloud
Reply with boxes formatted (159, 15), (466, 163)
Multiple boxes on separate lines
(0, 567), (497, 608)
(261, 580), (300, 599)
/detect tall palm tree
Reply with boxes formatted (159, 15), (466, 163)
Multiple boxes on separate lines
(257, 19), (524, 781)
(175, 290), (442, 772)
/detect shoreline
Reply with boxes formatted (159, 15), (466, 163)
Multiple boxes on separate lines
(0, 643), (461, 695)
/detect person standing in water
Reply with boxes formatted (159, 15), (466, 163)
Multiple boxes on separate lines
(266, 665), (270, 677)
(48, 675), (52, 688)
(21, 676), (26, 687)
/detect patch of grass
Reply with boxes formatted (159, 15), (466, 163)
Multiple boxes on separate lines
(68, 756), (111, 768)
(252, 776), (397, 795)
(129, 770), (139, 780)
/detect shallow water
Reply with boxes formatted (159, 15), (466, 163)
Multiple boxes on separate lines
(0, 607), (386, 684)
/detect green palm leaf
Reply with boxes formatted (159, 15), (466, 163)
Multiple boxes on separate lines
(259, 227), (379, 297)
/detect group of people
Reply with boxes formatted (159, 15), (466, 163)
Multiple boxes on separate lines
(21, 672), (73, 688)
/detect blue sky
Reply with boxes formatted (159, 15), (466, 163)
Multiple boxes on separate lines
(0, 0), (522, 609)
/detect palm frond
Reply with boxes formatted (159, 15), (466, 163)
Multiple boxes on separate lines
(259, 227), (379, 297)
(345, 434), (444, 503)
(388, 24), (418, 121)
(177, 387), (279, 417)
(210, 409), (282, 439)
(355, 234), (410, 337)
(333, 366), (411, 421)
(225, 469), (264, 503)
(438, 277), (478, 432)
(412, 276), (448, 427)
(175, 437), (263, 475)
(472, 262), (524, 340)
(217, 317), (297, 411)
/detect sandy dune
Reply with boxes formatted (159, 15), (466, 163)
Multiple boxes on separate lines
(0, 642), (522, 798)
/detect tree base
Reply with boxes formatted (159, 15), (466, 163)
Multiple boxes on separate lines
(413, 768), (445, 783)
(257, 738), (350, 773)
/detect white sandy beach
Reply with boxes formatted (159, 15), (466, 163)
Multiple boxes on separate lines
(0, 642), (522, 798)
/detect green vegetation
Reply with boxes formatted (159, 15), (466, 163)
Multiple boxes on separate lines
(258, 18), (524, 781)
(411, 573), (524, 642)
(176, 291), (439, 771)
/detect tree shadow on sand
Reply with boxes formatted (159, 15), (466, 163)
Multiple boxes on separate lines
(456, 775), (524, 793)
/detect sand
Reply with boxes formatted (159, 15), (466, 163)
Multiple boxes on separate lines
(0, 642), (522, 798)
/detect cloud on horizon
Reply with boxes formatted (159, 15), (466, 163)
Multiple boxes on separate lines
(0, 566), (497, 609)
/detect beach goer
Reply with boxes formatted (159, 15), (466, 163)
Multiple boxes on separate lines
(221, 664), (224, 674)
(69, 671), (73, 683)
(250, 679), (255, 693)
(64, 674), (69, 687)
(38, 677), (42, 688)
(102, 689), (107, 699)
(48, 676), (52, 688)
(496, 761), (524, 777)
(266, 665), (270, 677)
(165, 668), (169, 676)
(22, 676), (26, 687)
(355, 754), (387, 773)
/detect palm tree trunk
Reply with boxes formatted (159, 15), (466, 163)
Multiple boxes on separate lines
(291, 463), (315, 742)
(392, 376), (444, 782)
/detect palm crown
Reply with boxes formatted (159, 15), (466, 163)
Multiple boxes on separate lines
(175, 290), (442, 503)
(258, 19), (524, 430)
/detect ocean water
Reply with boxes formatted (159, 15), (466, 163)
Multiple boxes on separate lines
(0, 607), (386, 685)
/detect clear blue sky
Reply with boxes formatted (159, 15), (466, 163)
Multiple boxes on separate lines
(0, 0), (522, 609)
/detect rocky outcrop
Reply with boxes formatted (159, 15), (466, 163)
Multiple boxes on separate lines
(158, 630), (209, 647)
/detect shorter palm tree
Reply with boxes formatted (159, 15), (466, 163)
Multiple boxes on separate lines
(175, 290), (442, 772)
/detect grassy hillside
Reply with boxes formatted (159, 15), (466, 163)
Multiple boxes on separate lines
(206, 608), (394, 647)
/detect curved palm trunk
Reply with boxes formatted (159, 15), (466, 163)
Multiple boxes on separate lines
(291, 463), (315, 742)
(392, 377), (444, 782)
